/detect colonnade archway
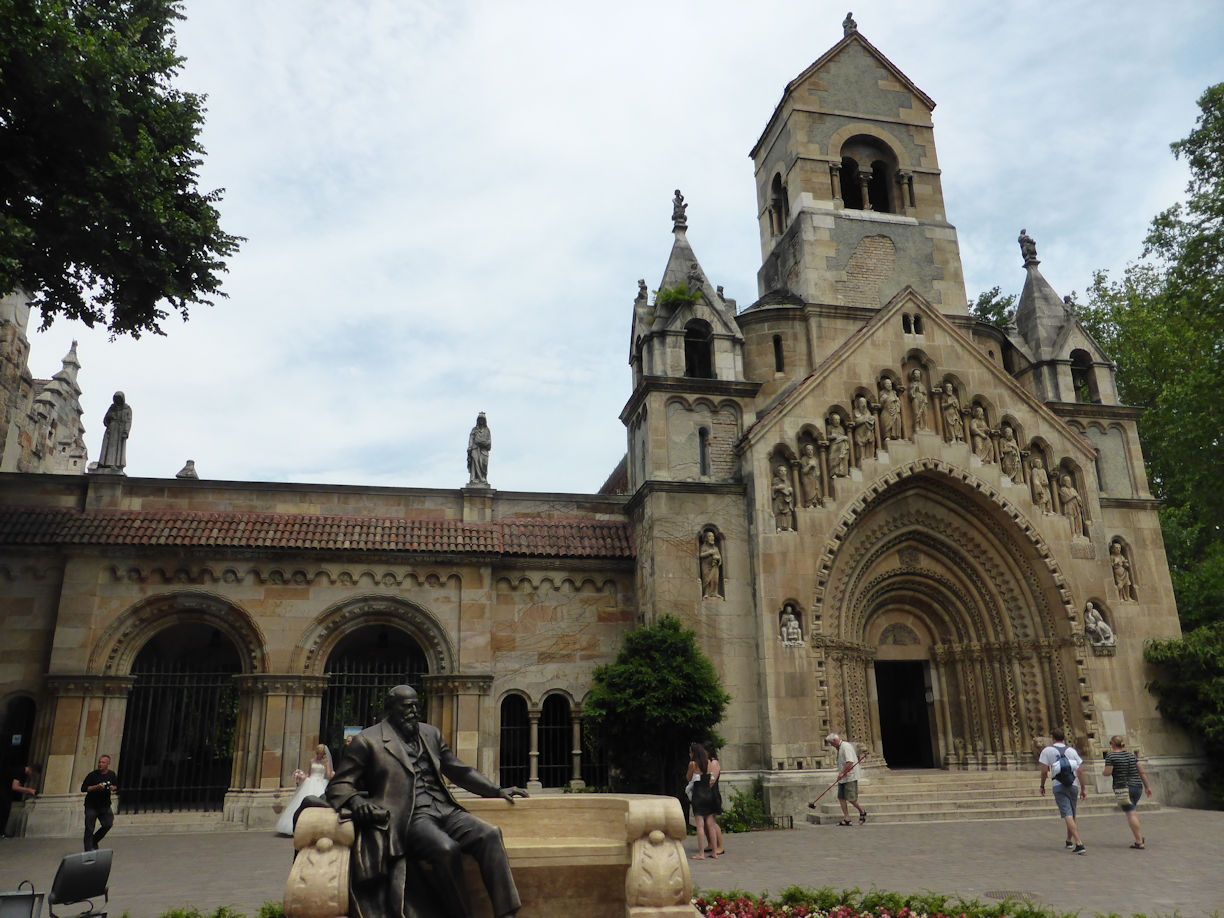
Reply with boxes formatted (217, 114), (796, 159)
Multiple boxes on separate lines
(817, 469), (1089, 769)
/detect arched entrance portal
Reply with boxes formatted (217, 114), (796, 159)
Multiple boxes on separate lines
(319, 626), (428, 757)
(118, 624), (242, 812)
(818, 469), (1084, 769)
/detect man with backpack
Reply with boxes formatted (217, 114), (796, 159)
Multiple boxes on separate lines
(1039, 728), (1087, 854)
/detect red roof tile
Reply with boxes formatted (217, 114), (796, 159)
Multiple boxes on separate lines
(0, 508), (633, 559)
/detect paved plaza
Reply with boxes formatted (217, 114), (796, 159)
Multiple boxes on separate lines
(1, 808), (1222, 917)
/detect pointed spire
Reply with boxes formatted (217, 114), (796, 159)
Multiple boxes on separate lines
(52, 340), (82, 393)
(1014, 229), (1067, 358)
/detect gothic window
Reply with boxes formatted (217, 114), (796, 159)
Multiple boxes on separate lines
(684, 320), (714, 379)
(773, 334), (784, 372)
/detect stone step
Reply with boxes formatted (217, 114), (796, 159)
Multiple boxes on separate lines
(106, 811), (247, 835)
(807, 800), (1158, 825)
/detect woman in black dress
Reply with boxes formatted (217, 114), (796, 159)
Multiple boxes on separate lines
(686, 742), (721, 859)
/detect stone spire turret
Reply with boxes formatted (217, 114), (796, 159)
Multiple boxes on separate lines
(1013, 230), (1068, 360)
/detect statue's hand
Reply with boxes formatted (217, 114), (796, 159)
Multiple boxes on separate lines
(351, 799), (389, 827)
(499, 787), (529, 803)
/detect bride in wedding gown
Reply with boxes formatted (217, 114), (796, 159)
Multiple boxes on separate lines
(276, 744), (335, 836)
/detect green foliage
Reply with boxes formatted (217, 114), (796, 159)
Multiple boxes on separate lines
(653, 282), (702, 310)
(0, 0), (241, 337)
(692, 886), (1091, 918)
(255, 903), (285, 918)
(716, 776), (774, 833)
(1144, 621), (1224, 806)
(969, 286), (1016, 329)
(582, 615), (729, 797)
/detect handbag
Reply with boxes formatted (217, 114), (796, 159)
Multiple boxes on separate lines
(1113, 785), (1134, 806)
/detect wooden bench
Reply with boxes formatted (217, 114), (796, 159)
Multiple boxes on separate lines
(284, 794), (698, 918)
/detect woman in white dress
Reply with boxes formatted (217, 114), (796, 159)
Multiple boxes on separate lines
(276, 744), (335, 836)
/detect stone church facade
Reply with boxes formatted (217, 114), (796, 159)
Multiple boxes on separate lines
(0, 20), (1204, 836)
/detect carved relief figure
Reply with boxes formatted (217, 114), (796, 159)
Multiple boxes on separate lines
(699, 530), (723, 599)
(96, 391), (133, 472)
(1083, 602), (1117, 648)
(1111, 540), (1138, 601)
(1030, 457), (1053, 513)
(998, 425), (1022, 482)
(780, 605), (803, 644)
(827, 414), (850, 477)
(942, 384), (964, 442)
(908, 369), (929, 431)
(771, 465), (795, 532)
(969, 405), (994, 463)
(878, 377), (902, 440)
(852, 396), (876, 461)
(466, 412), (492, 486)
(1059, 473), (1087, 537)
(799, 442), (823, 507)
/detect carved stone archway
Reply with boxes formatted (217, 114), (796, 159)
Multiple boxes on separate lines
(294, 595), (456, 677)
(812, 465), (1091, 768)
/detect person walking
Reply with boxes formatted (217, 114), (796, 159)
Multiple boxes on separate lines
(686, 743), (721, 859)
(81, 754), (118, 851)
(1039, 729), (1087, 854)
(2, 763), (39, 837)
(1103, 734), (1152, 849)
(703, 742), (725, 857)
(826, 733), (867, 826)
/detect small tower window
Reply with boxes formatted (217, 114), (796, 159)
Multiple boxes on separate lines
(1070, 349), (1100, 403)
(902, 314), (913, 334)
(684, 320), (714, 379)
(912, 315), (924, 334)
(773, 334), (784, 372)
(868, 161), (893, 213)
(770, 173), (790, 235)
(839, 135), (900, 214)
(840, 157), (863, 210)
(698, 427), (710, 476)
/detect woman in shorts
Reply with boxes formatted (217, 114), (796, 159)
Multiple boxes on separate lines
(1102, 734), (1152, 848)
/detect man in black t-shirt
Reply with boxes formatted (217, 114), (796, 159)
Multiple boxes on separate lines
(2, 763), (40, 837)
(80, 754), (118, 850)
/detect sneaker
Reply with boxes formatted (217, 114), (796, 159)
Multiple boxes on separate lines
(1064, 841), (1074, 849)
(1073, 844), (1086, 855)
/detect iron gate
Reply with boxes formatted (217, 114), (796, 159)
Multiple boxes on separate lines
(538, 695), (571, 788)
(320, 653), (428, 757)
(499, 695), (529, 788)
(118, 661), (239, 813)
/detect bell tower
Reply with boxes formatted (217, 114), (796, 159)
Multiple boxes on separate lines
(750, 13), (968, 313)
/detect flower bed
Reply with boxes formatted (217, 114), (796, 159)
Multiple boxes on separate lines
(694, 887), (1082, 918)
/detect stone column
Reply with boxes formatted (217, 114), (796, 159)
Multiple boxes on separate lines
(421, 674), (493, 772)
(569, 709), (585, 789)
(829, 163), (843, 204)
(527, 709), (542, 791)
(930, 645), (956, 768)
(23, 675), (133, 838)
(858, 173), (873, 211)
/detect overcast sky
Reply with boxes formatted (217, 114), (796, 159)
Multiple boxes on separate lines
(24, 0), (1224, 494)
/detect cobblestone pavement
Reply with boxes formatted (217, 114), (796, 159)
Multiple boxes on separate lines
(2, 808), (1222, 917)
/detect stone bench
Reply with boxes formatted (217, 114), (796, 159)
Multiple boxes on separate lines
(284, 794), (698, 918)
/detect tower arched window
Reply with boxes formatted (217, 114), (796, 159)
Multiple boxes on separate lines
(1070, 349), (1100, 403)
(868, 161), (893, 213)
(773, 334), (784, 372)
(698, 427), (710, 476)
(684, 320), (714, 379)
(840, 157), (863, 210)
(770, 173), (790, 235)
(839, 135), (899, 214)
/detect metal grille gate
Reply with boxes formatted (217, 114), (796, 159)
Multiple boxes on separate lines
(118, 661), (239, 813)
(499, 696), (529, 788)
(538, 695), (571, 788)
(320, 653), (427, 756)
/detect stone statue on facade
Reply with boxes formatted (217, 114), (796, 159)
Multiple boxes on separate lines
(636, 279), (648, 305)
(699, 530), (722, 599)
(772, 465), (795, 531)
(842, 11), (857, 35)
(95, 391), (133, 474)
(969, 405), (993, 463)
(908, 369), (929, 431)
(672, 189), (688, 230)
(1059, 473), (1087, 537)
(799, 442), (823, 507)
(780, 605), (803, 644)
(1111, 540), (1138, 601)
(878, 377), (902, 441)
(325, 685), (527, 918)
(686, 262), (703, 295)
(998, 425), (1022, 483)
(175, 459), (199, 480)
(1083, 602), (1116, 648)
(941, 384), (964, 442)
(852, 396), (876, 461)
(466, 413), (492, 487)
(1030, 457), (1053, 514)
(1018, 228), (1038, 265)
(827, 414), (850, 477)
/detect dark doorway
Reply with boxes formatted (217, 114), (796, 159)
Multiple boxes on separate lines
(874, 661), (934, 768)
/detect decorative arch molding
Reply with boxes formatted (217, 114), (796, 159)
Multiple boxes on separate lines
(492, 575), (620, 595)
(90, 590), (268, 676)
(827, 123), (913, 169)
(295, 595), (455, 677)
(104, 564), (462, 590)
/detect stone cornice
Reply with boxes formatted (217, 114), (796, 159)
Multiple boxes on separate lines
(624, 480), (746, 515)
(422, 674), (494, 695)
(620, 377), (761, 424)
(45, 674), (135, 697)
(233, 675), (330, 696)
(1049, 402), (1144, 422)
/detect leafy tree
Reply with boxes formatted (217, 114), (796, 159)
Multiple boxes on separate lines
(968, 286), (1016, 329)
(0, 0), (241, 338)
(582, 614), (729, 798)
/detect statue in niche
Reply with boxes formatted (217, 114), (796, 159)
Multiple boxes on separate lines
(771, 465), (795, 531)
(878, 377), (902, 440)
(1059, 473), (1087, 537)
(1110, 540), (1138, 601)
(1018, 228), (1038, 264)
(672, 189), (688, 230)
(699, 530), (723, 599)
(998, 425), (1023, 483)
(780, 605), (803, 644)
(969, 405), (994, 463)
(827, 414), (850, 477)
(799, 442), (823, 507)
(1083, 602), (1117, 648)
(908, 369), (930, 432)
(96, 391), (133, 473)
(466, 412), (492, 486)
(941, 384), (964, 442)
(852, 396), (876, 461)
(1030, 457), (1053, 513)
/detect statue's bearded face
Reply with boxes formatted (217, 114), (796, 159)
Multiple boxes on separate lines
(388, 689), (421, 738)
